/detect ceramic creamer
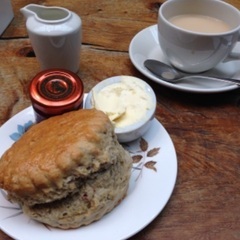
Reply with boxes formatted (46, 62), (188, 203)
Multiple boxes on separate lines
(21, 4), (82, 72)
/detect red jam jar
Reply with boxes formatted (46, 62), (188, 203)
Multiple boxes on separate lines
(29, 69), (84, 122)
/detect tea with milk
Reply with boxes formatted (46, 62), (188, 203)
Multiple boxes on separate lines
(169, 14), (231, 34)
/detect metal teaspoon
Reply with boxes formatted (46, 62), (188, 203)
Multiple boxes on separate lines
(144, 59), (240, 86)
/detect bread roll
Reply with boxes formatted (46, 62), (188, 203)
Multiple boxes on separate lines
(0, 109), (132, 229)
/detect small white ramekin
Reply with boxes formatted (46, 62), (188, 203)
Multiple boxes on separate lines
(85, 76), (157, 143)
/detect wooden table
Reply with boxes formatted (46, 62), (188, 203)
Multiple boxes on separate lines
(1, 0), (240, 239)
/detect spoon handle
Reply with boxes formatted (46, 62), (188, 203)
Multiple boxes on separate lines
(183, 75), (240, 86)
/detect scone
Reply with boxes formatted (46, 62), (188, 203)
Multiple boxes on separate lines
(0, 109), (132, 229)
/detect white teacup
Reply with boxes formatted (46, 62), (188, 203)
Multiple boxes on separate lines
(158, 0), (240, 73)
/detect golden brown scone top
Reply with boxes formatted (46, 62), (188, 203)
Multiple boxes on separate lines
(0, 109), (117, 205)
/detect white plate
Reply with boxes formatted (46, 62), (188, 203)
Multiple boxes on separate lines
(0, 105), (177, 240)
(129, 25), (240, 93)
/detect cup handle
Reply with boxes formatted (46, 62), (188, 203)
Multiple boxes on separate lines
(223, 34), (240, 62)
(224, 52), (240, 62)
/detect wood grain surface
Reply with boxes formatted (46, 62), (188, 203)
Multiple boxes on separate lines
(0, 0), (240, 239)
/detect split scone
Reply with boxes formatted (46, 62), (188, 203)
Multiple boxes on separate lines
(0, 109), (132, 229)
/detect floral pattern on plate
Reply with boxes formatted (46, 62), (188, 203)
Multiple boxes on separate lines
(9, 120), (34, 141)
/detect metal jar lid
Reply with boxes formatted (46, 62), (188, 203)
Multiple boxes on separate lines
(29, 69), (84, 118)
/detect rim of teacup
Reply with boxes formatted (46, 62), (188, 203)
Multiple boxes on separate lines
(159, 0), (240, 36)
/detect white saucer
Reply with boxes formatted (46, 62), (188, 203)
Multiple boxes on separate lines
(129, 25), (240, 93)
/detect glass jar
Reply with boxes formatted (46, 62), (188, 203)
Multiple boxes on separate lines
(29, 69), (84, 122)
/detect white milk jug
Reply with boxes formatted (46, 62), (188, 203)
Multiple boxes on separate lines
(21, 4), (82, 72)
